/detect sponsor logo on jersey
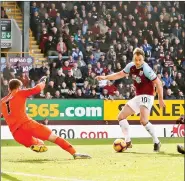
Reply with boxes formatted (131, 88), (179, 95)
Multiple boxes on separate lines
(132, 74), (141, 83)
(139, 71), (143, 76)
(135, 76), (141, 83)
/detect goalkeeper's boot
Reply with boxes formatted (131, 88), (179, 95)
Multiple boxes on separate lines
(126, 141), (133, 149)
(30, 145), (48, 153)
(177, 145), (185, 154)
(73, 153), (91, 159)
(154, 142), (161, 152)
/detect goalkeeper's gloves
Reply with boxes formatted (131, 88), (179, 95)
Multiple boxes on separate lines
(40, 76), (47, 83)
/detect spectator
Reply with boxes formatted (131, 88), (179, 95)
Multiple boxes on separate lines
(82, 19), (89, 35)
(65, 70), (76, 89)
(93, 48), (103, 62)
(3, 63), (15, 81)
(75, 89), (86, 99)
(44, 81), (56, 97)
(103, 81), (117, 96)
(54, 90), (61, 99)
(57, 37), (67, 55)
(94, 62), (103, 76)
(103, 64), (114, 75)
(122, 74), (133, 86)
(45, 92), (52, 99)
(54, 69), (65, 89)
(53, 53), (63, 69)
(60, 82), (69, 98)
(19, 72), (30, 88)
(72, 47), (83, 61)
(165, 88), (176, 100)
(39, 28), (49, 53)
(1, 79), (9, 98)
(112, 90), (124, 100)
(49, 3), (58, 20)
(38, 3), (47, 18)
(105, 29), (116, 44)
(31, 11), (41, 42)
(106, 45), (116, 62)
(172, 23), (182, 39)
(39, 61), (48, 77)
(99, 20), (109, 35)
(170, 81), (180, 97)
(86, 72), (99, 87)
(30, 2), (39, 15)
(175, 72), (185, 92)
(79, 5), (87, 19)
(88, 54), (97, 66)
(76, 55), (86, 68)
(162, 72), (173, 88)
(72, 63), (83, 82)
(88, 89), (98, 99)
(177, 91), (184, 100)
(100, 89), (112, 100)
(1, 9), (8, 18)
(14, 62), (23, 78)
(81, 80), (91, 96)
(98, 72), (108, 88)
(142, 39), (152, 57)
(45, 35), (58, 56)
(29, 63), (40, 82)
(62, 60), (72, 75)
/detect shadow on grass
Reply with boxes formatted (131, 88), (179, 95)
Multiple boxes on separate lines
(1, 172), (21, 181)
(8, 158), (74, 164)
(117, 151), (184, 157)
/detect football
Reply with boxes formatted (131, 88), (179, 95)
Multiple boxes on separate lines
(113, 139), (127, 152)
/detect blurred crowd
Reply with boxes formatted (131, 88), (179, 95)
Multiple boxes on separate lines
(1, 1), (185, 100)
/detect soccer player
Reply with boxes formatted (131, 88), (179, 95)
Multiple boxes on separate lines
(96, 48), (166, 152)
(1, 76), (91, 159)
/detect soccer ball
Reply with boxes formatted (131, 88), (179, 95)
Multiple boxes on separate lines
(113, 139), (127, 152)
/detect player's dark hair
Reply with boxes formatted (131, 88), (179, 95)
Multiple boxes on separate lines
(133, 48), (145, 58)
(9, 79), (22, 91)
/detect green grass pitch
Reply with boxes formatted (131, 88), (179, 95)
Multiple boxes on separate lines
(1, 138), (184, 181)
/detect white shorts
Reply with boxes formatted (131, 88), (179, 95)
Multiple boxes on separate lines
(126, 94), (154, 114)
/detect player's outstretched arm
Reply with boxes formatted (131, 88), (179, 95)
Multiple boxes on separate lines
(95, 71), (126, 81)
(153, 78), (166, 108)
(20, 76), (47, 97)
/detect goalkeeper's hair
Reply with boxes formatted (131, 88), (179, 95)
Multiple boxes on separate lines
(9, 79), (22, 91)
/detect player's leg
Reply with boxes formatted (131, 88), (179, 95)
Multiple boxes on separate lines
(139, 95), (160, 151)
(47, 133), (91, 159)
(13, 128), (46, 152)
(28, 121), (91, 159)
(118, 97), (139, 148)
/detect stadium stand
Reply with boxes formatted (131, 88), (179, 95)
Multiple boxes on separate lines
(1, 1), (185, 100)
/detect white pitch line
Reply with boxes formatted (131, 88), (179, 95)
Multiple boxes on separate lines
(2, 171), (92, 181)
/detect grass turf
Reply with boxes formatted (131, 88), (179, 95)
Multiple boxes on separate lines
(1, 138), (184, 181)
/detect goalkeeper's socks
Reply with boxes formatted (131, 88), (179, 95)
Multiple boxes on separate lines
(119, 119), (131, 142)
(54, 137), (76, 155)
(144, 122), (159, 144)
